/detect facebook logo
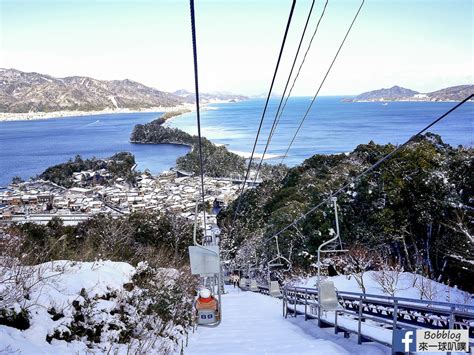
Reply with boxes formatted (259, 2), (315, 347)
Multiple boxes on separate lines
(393, 330), (416, 353)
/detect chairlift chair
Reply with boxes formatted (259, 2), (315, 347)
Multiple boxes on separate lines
(318, 280), (343, 311)
(188, 200), (223, 327)
(315, 198), (347, 323)
(316, 197), (348, 287)
(267, 235), (292, 295)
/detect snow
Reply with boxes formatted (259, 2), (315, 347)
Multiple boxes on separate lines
(0, 260), (177, 354)
(108, 95), (119, 108)
(184, 286), (388, 354)
(230, 150), (284, 160)
(295, 271), (473, 305)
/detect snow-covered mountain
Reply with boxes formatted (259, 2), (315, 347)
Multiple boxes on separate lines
(347, 84), (473, 102)
(172, 89), (248, 103)
(0, 68), (190, 113)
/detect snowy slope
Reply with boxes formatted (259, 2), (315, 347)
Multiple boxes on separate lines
(184, 286), (388, 355)
(0, 260), (186, 354)
(0, 260), (134, 354)
(296, 271), (472, 304)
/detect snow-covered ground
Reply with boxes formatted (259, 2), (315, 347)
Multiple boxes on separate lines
(296, 271), (473, 305)
(0, 260), (187, 354)
(0, 260), (135, 354)
(184, 286), (389, 355)
(2, 264), (471, 354)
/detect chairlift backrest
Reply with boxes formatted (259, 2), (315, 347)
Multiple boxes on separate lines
(250, 279), (258, 292)
(269, 281), (282, 298)
(319, 280), (340, 311)
(197, 309), (217, 325)
(188, 246), (220, 276)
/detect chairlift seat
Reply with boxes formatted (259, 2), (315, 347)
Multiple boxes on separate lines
(269, 262), (284, 267)
(197, 309), (218, 325)
(269, 281), (282, 298)
(319, 280), (342, 311)
(250, 279), (259, 292)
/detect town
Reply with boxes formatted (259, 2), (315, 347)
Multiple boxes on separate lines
(0, 168), (246, 232)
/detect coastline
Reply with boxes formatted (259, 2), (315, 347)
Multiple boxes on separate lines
(0, 103), (195, 122)
(347, 99), (473, 103)
(0, 98), (245, 123)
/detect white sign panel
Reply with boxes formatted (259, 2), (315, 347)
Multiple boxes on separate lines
(188, 246), (220, 276)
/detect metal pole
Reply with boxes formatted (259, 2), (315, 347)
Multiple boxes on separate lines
(317, 287), (321, 327)
(304, 288), (308, 321)
(448, 306), (455, 329)
(283, 287), (286, 318)
(392, 299), (398, 331)
(357, 295), (363, 344)
(294, 286), (297, 317)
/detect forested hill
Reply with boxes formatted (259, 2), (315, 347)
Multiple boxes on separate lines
(346, 84), (473, 102)
(131, 116), (246, 177)
(218, 133), (473, 292)
(0, 68), (188, 113)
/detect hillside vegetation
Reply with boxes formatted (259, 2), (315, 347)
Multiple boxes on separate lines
(347, 84), (473, 102)
(38, 152), (136, 187)
(131, 116), (246, 177)
(0, 68), (188, 113)
(0, 211), (197, 353)
(218, 134), (473, 292)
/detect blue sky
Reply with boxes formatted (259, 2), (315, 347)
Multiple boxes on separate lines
(0, 0), (472, 95)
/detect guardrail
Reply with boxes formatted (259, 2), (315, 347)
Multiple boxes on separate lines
(238, 281), (474, 352)
(283, 285), (474, 351)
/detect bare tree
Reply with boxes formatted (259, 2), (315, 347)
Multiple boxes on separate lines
(413, 274), (439, 301)
(372, 262), (405, 297)
(335, 244), (379, 294)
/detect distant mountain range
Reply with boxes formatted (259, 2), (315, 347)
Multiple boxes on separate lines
(0, 68), (247, 113)
(172, 89), (248, 103)
(345, 85), (473, 102)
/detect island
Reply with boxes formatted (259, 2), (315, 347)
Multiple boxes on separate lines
(130, 115), (246, 177)
(344, 84), (473, 102)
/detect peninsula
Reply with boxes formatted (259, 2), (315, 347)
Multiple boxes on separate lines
(0, 68), (247, 121)
(130, 115), (246, 177)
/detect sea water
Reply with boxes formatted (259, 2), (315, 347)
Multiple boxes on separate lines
(0, 97), (472, 186)
(168, 97), (473, 166)
(0, 112), (190, 186)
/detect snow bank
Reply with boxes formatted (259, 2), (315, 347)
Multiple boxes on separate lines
(295, 271), (472, 304)
(185, 286), (388, 354)
(0, 260), (188, 354)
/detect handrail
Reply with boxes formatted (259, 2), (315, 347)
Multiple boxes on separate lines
(285, 285), (474, 312)
(282, 284), (474, 347)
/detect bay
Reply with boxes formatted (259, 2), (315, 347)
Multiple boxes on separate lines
(0, 97), (472, 187)
(0, 112), (190, 186)
(168, 97), (473, 166)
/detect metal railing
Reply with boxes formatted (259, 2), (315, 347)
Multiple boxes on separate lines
(282, 285), (474, 349)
